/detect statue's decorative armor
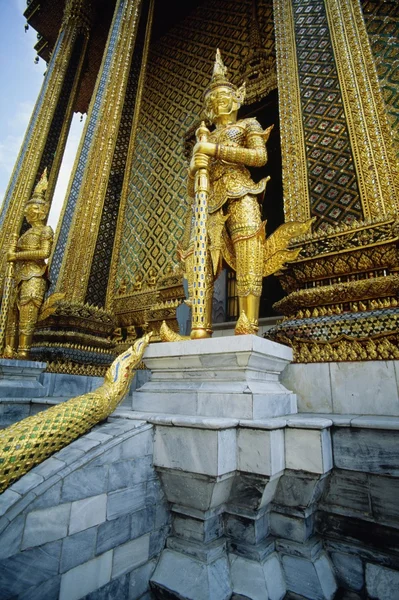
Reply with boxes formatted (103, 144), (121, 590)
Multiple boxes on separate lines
(208, 119), (267, 213)
(187, 117), (269, 300)
(209, 118), (268, 299)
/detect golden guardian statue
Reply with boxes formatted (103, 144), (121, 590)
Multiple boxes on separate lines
(179, 50), (312, 337)
(2, 170), (54, 359)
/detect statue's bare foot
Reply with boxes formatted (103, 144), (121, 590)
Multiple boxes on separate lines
(3, 345), (17, 358)
(235, 310), (258, 335)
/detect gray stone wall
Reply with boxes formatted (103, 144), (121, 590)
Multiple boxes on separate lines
(0, 419), (170, 600)
(0, 369), (151, 428)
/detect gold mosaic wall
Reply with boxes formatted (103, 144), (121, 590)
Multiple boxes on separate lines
(361, 0), (399, 159)
(113, 0), (275, 293)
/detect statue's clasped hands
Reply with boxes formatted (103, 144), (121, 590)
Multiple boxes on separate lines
(6, 251), (16, 262)
(189, 141), (217, 176)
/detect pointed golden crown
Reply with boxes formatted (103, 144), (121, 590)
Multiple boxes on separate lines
(27, 168), (49, 209)
(205, 49), (245, 103)
(205, 49), (235, 93)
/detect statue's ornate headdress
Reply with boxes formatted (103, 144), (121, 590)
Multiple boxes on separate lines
(204, 49), (246, 104)
(26, 168), (49, 210)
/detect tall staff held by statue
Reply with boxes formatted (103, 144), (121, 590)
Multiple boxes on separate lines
(190, 121), (213, 339)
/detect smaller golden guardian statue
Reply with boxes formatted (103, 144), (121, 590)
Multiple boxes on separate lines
(178, 50), (312, 337)
(2, 170), (54, 359)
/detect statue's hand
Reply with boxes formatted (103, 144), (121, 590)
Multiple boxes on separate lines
(189, 152), (210, 175)
(6, 251), (16, 262)
(193, 141), (217, 157)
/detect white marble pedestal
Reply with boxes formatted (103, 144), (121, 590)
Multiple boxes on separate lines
(133, 335), (297, 419)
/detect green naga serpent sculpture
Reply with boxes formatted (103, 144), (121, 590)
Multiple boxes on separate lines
(0, 333), (151, 493)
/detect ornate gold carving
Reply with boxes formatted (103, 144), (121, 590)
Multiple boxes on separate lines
(240, 0), (277, 104)
(62, 0), (92, 32)
(32, 299), (118, 370)
(287, 216), (399, 259)
(275, 274), (399, 316)
(45, 361), (109, 377)
(235, 310), (258, 335)
(160, 320), (189, 342)
(0, 335), (151, 492)
(279, 241), (399, 294)
(292, 335), (399, 363)
(325, 0), (399, 219)
(183, 49), (311, 335)
(273, 0), (310, 221)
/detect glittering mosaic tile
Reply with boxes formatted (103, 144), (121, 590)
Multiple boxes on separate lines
(117, 0), (276, 288)
(361, 0), (399, 159)
(292, 0), (362, 230)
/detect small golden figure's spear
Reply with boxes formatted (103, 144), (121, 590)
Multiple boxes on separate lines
(190, 121), (212, 340)
(0, 233), (19, 353)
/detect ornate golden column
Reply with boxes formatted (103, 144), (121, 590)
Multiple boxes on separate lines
(51, 0), (143, 303)
(32, 0), (152, 374)
(267, 0), (399, 362)
(0, 0), (91, 277)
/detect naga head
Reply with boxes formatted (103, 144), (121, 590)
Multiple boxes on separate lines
(105, 332), (152, 387)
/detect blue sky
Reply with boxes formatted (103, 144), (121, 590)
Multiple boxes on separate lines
(0, 0), (84, 230)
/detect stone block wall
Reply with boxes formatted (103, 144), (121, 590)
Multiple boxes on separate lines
(316, 425), (399, 599)
(0, 419), (170, 600)
(281, 360), (399, 416)
(0, 369), (150, 429)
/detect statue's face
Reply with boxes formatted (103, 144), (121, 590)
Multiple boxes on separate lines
(25, 202), (47, 224)
(204, 86), (238, 121)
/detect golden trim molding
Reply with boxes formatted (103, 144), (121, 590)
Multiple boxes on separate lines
(273, 0), (310, 222)
(325, 0), (399, 219)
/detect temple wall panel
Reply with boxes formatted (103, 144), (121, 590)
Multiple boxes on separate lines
(113, 0), (275, 294)
(360, 0), (399, 160)
(291, 0), (362, 230)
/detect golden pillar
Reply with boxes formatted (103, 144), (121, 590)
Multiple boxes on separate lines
(32, 0), (157, 374)
(51, 0), (144, 303)
(267, 0), (399, 362)
(0, 0), (91, 280)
